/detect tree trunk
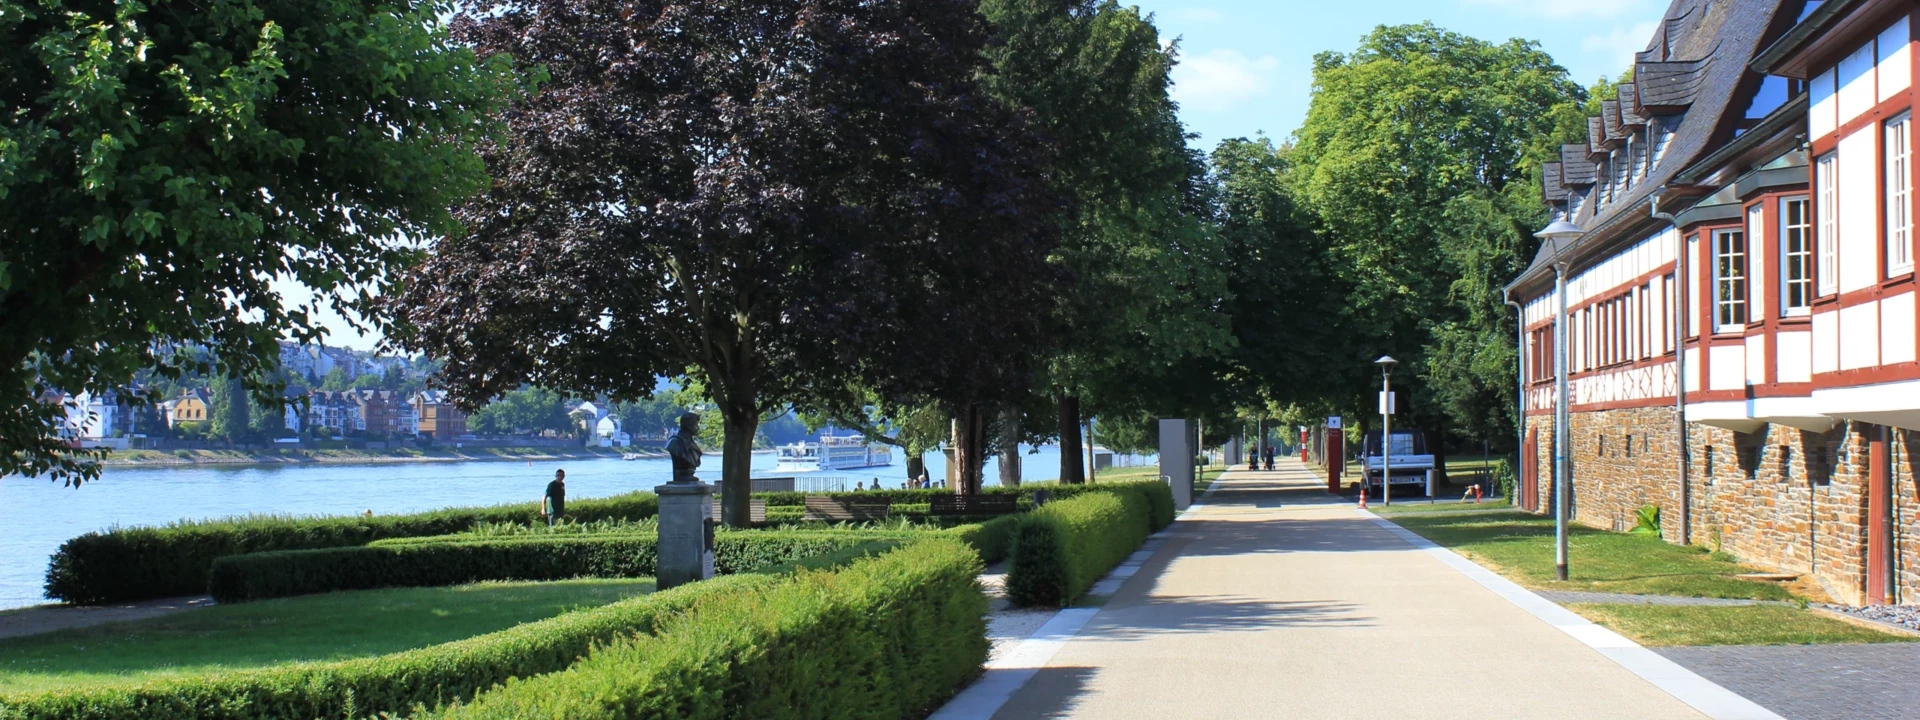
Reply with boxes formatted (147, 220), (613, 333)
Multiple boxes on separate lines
(906, 454), (925, 483)
(1057, 390), (1084, 484)
(720, 406), (758, 527)
(953, 403), (986, 494)
(1428, 417), (1449, 485)
(998, 405), (1021, 487)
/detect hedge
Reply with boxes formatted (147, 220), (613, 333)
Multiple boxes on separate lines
(0, 574), (767, 720)
(208, 531), (892, 603)
(429, 538), (988, 719)
(45, 492), (660, 604)
(1005, 487), (1153, 607)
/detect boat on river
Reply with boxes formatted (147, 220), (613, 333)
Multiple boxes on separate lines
(775, 434), (893, 472)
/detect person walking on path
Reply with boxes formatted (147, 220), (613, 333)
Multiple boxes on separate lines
(542, 469), (566, 527)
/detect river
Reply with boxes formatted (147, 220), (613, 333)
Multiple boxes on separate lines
(0, 444), (1120, 609)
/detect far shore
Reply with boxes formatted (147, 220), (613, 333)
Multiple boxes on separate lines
(93, 446), (759, 470)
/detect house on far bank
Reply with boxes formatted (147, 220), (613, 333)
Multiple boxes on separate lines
(413, 390), (467, 442)
(166, 388), (211, 429)
(281, 386), (310, 433)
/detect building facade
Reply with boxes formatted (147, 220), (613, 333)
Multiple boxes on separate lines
(1510, 0), (1920, 606)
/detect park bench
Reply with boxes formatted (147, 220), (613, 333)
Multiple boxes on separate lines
(710, 498), (767, 524)
(803, 495), (892, 521)
(928, 493), (1018, 517)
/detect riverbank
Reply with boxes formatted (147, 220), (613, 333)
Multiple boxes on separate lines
(101, 447), (631, 468)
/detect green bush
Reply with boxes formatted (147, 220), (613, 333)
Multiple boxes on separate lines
(46, 493), (660, 604)
(208, 531), (889, 603)
(1005, 488), (1151, 607)
(0, 574), (771, 720)
(429, 539), (988, 719)
(942, 513), (1022, 564)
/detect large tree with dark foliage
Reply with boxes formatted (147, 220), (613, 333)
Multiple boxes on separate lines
(393, 0), (1060, 522)
(0, 0), (516, 483)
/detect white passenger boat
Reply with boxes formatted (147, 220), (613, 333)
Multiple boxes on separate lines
(775, 433), (893, 471)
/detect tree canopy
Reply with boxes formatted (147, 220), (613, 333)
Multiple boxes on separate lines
(1, 0), (517, 482)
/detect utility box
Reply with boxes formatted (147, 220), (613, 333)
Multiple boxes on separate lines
(1160, 418), (1193, 510)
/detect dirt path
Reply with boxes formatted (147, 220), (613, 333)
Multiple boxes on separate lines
(0, 596), (213, 641)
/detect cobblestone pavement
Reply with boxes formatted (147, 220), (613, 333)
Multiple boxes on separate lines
(1655, 644), (1920, 720)
(1536, 590), (1791, 606)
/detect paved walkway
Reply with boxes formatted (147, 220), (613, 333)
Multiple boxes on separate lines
(1656, 645), (1920, 720)
(983, 461), (1714, 719)
(0, 596), (213, 640)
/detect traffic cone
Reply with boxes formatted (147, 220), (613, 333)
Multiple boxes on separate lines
(1357, 481), (1368, 509)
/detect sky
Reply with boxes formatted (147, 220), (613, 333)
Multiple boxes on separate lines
(300, 0), (1673, 353)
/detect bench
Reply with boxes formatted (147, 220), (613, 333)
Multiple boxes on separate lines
(710, 498), (767, 524)
(928, 493), (1018, 516)
(803, 495), (892, 521)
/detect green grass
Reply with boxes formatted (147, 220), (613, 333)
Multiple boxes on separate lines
(1388, 511), (1792, 600)
(1569, 603), (1913, 646)
(0, 578), (655, 694)
(1369, 498), (1513, 514)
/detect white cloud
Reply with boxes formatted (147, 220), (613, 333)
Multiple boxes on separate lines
(1171, 8), (1221, 22)
(1171, 49), (1279, 112)
(1583, 21), (1661, 72)
(1461, 0), (1654, 21)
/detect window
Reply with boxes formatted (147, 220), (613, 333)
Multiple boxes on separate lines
(1714, 228), (1748, 329)
(1619, 143), (1632, 192)
(1598, 161), (1612, 206)
(1888, 113), (1913, 275)
(1817, 153), (1839, 294)
(1782, 197), (1813, 314)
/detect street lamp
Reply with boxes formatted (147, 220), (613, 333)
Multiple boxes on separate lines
(1535, 218), (1584, 582)
(1375, 355), (1398, 506)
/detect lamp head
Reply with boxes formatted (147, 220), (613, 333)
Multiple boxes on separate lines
(1375, 355), (1398, 370)
(1534, 219), (1585, 243)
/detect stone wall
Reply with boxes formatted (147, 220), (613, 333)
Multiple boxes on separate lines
(1521, 407), (1918, 606)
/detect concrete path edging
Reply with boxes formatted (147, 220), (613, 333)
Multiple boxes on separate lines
(932, 475), (1222, 720)
(1361, 511), (1785, 720)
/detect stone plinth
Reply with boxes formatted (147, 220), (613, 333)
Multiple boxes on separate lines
(1160, 418), (1193, 510)
(655, 481), (715, 590)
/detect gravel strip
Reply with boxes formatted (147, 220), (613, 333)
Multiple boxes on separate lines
(1536, 590), (1791, 606)
(1813, 602), (1920, 633)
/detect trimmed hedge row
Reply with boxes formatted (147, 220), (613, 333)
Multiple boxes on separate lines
(0, 541), (911, 720)
(1005, 486), (1155, 607)
(208, 531), (890, 603)
(0, 574), (768, 720)
(429, 538), (988, 719)
(46, 492), (660, 604)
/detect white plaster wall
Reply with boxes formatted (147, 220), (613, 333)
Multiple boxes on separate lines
(1884, 292), (1917, 365)
(1840, 127), (1878, 293)
(1746, 334), (1768, 385)
(1710, 344), (1746, 391)
(1839, 44), (1877, 126)
(1779, 330), (1813, 383)
(1684, 347), (1701, 392)
(1814, 310), (1840, 374)
(1840, 301), (1881, 370)
(1880, 17), (1911, 105)
(1812, 67), (1838, 139)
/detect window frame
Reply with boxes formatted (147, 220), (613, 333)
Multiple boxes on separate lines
(1781, 196), (1814, 316)
(1816, 152), (1839, 295)
(1888, 112), (1913, 277)
(1713, 227), (1749, 332)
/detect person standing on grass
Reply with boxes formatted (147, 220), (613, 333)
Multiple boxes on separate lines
(543, 469), (567, 526)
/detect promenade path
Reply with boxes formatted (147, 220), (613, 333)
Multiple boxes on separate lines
(982, 460), (1715, 719)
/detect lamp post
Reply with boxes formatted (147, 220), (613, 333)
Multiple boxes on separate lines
(1535, 218), (1584, 582)
(1375, 355), (1398, 506)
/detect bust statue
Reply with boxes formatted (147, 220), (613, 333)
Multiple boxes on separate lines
(666, 412), (702, 484)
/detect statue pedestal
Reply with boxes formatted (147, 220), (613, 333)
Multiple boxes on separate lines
(655, 481), (715, 590)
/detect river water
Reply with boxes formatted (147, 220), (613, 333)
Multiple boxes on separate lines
(0, 445), (1088, 609)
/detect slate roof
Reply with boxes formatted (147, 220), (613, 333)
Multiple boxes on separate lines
(1618, 84), (1648, 126)
(1559, 145), (1596, 186)
(1601, 100), (1627, 144)
(1542, 162), (1566, 203)
(1587, 117), (1609, 157)
(1514, 0), (1790, 290)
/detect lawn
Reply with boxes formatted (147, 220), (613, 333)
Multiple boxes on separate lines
(1388, 511), (1792, 600)
(1569, 603), (1914, 647)
(1369, 497), (1513, 514)
(0, 578), (654, 694)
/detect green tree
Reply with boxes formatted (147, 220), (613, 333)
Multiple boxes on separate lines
(0, 0), (519, 484)
(320, 369), (352, 392)
(207, 379), (251, 445)
(251, 392), (287, 438)
(1290, 23), (1581, 448)
(351, 373), (385, 391)
(978, 0), (1231, 484)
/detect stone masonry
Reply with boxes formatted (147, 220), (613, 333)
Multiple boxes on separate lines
(1523, 409), (1920, 606)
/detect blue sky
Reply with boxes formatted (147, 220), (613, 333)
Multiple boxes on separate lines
(305, 0), (1671, 352)
(1135, 0), (1671, 149)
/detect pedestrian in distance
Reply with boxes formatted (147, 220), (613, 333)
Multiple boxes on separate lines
(542, 469), (566, 527)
